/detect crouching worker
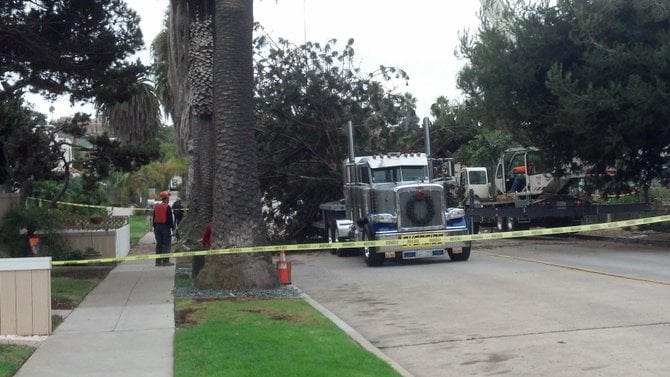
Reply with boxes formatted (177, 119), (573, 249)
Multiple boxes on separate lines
(153, 191), (175, 266)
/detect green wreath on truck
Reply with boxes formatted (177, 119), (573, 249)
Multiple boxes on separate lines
(406, 191), (435, 226)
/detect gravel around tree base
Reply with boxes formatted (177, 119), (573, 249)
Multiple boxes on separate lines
(173, 268), (303, 299)
(173, 286), (303, 299)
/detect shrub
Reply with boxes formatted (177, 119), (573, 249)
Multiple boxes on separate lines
(32, 178), (109, 217)
(0, 206), (70, 258)
(650, 186), (670, 208)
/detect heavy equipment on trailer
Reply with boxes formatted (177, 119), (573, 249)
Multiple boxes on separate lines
(454, 148), (649, 231)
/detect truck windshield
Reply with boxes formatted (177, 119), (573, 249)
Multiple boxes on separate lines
(372, 168), (397, 183)
(468, 170), (488, 185)
(372, 166), (427, 183)
(401, 166), (428, 182)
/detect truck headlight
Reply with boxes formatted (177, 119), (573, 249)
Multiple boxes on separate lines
(371, 213), (397, 223)
(445, 208), (465, 220)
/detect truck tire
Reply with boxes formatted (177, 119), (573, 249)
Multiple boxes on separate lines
(362, 227), (384, 267)
(467, 217), (480, 234)
(327, 222), (337, 255)
(506, 217), (517, 231)
(496, 216), (507, 232)
(448, 246), (471, 261)
(518, 222), (530, 231)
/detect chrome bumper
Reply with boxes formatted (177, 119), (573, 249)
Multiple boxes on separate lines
(375, 228), (470, 253)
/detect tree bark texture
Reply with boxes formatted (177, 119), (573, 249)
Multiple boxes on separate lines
(194, 0), (278, 289)
(168, 0), (215, 234)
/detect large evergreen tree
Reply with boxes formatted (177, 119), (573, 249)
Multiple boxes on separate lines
(253, 35), (411, 240)
(0, 0), (145, 103)
(459, 0), (670, 186)
(0, 99), (64, 194)
(0, 0), (148, 193)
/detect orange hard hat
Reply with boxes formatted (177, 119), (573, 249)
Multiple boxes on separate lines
(159, 191), (170, 199)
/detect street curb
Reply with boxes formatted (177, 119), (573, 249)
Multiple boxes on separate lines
(294, 285), (415, 377)
(572, 234), (670, 248)
(0, 335), (46, 348)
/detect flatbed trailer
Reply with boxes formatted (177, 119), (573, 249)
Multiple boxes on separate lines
(466, 194), (650, 231)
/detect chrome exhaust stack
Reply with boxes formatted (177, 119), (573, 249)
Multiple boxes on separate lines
(423, 117), (431, 158)
(347, 120), (355, 163)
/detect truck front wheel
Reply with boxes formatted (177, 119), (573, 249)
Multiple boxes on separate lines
(362, 227), (384, 267)
(448, 246), (471, 261)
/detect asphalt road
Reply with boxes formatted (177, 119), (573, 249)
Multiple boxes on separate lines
(290, 237), (670, 377)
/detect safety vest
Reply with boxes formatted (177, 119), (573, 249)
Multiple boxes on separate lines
(154, 203), (170, 224)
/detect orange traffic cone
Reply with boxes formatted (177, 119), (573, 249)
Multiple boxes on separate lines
(276, 250), (291, 284)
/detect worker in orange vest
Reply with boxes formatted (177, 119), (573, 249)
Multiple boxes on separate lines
(510, 163), (533, 192)
(152, 191), (175, 266)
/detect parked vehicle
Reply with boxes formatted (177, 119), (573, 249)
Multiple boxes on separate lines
(318, 200), (352, 254)
(317, 120), (471, 266)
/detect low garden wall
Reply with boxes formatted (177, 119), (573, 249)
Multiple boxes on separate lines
(0, 257), (51, 336)
(60, 224), (130, 259)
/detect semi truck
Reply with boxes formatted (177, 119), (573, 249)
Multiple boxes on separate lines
(318, 120), (471, 266)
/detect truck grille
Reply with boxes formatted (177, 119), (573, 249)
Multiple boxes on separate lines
(398, 188), (444, 228)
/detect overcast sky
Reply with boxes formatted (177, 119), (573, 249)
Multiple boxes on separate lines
(255, 1), (482, 116)
(27, 0), (482, 120)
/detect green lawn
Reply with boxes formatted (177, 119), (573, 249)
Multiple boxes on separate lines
(51, 274), (106, 309)
(129, 215), (151, 246)
(0, 344), (34, 377)
(174, 297), (401, 377)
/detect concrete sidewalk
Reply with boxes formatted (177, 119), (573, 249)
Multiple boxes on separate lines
(15, 233), (175, 377)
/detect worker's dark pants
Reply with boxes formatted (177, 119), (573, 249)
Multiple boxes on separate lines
(154, 224), (172, 265)
(511, 175), (526, 192)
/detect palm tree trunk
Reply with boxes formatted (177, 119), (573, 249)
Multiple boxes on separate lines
(167, 0), (214, 240)
(194, 0), (277, 289)
(188, 116), (215, 226)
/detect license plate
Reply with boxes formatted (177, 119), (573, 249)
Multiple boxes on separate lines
(402, 250), (431, 259)
(451, 247), (463, 254)
(416, 250), (432, 258)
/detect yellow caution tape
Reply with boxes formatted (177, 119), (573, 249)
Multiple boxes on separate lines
(27, 197), (188, 212)
(28, 197), (117, 210)
(51, 214), (670, 266)
(28, 197), (143, 212)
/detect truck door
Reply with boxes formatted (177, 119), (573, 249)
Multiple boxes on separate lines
(495, 151), (516, 194)
(494, 160), (505, 195)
